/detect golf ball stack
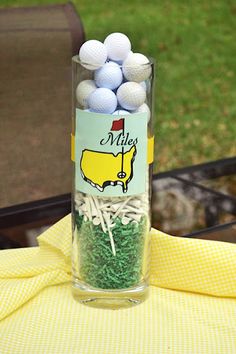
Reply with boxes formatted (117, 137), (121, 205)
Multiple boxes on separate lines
(76, 32), (152, 116)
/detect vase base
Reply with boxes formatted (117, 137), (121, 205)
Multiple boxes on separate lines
(72, 279), (149, 309)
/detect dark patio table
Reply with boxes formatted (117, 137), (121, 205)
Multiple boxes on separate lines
(0, 157), (235, 247)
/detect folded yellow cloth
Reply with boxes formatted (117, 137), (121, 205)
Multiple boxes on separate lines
(1, 214), (236, 354)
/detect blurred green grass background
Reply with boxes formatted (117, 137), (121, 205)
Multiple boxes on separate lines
(2, 0), (236, 171)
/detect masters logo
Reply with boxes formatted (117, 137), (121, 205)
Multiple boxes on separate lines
(80, 118), (137, 193)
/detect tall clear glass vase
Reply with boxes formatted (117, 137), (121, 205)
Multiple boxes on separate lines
(71, 55), (155, 309)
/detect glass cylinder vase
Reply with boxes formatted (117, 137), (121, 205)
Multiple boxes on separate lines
(71, 55), (155, 309)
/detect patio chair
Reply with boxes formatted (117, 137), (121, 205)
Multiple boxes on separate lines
(0, 2), (85, 247)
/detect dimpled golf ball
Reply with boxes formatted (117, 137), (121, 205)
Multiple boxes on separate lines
(117, 82), (146, 110)
(88, 88), (117, 114)
(95, 62), (123, 90)
(140, 81), (147, 91)
(122, 53), (151, 82)
(113, 109), (130, 115)
(104, 33), (131, 61)
(76, 80), (97, 108)
(133, 103), (151, 121)
(79, 40), (107, 70)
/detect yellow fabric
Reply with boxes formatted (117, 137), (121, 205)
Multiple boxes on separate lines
(1, 214), (236, 353)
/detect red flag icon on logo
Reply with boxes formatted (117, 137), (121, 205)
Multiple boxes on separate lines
(111, 118), (124, 131)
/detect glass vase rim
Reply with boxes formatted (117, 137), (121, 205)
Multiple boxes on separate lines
(72, 55), (155, 69)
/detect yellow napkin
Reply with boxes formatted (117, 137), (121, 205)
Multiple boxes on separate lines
(1, 214), (236, 354)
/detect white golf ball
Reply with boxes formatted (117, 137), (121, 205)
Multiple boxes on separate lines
(140, 81), (147, 91)
(122, 53), (151, 82)
(88, 88), (117, 114)
(133, 103), (151, 121)
(113, 109), (130, 115)
(104, 32), (131, 61)
(95, 62), (123, 90)
(117, 82), (146, 110)
(76, 80), (97, 108)
(79, 40), (107, 70)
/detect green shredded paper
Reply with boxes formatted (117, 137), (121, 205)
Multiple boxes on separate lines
(75, 212), (147, 289)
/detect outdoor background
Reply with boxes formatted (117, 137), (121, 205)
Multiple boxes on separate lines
(2, 0), (236, 171)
